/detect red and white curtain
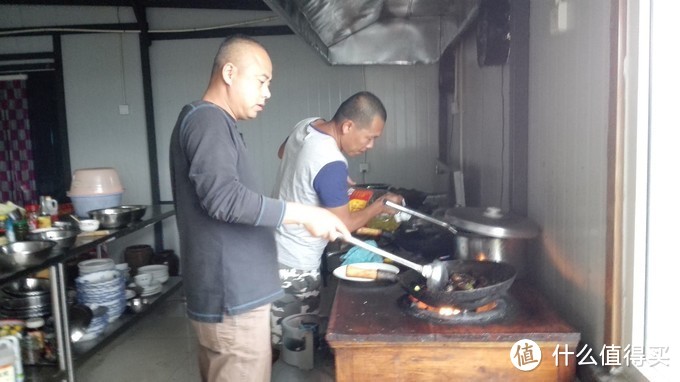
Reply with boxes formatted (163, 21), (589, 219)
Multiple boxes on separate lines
(0, 77), (37, 206)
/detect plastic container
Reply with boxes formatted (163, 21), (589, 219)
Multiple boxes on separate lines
(0, 335), (22, 382)
(67, 168), (124, 196)
(69, 193), (123, 217)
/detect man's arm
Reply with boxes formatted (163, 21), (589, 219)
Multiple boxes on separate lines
(327, 193), (403, 232)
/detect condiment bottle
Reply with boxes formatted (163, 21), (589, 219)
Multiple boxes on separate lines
(25, 204), (39, 231)
(13, 220), (28, 242)
(21, 318), (44, 365)
(4, 219), (15, 243)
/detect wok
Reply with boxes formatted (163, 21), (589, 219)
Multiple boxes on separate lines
(347, 259), (516, 310)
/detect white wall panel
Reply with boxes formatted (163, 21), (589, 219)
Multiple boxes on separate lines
(362, 64), (441, 192)
(152, 35), (440, 199)
(62, 33), (152, 207)
(527, 0), (610, 350)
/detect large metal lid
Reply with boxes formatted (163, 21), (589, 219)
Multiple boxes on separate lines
(444, 207), (540, 239)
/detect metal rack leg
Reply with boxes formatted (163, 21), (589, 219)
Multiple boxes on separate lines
(50, 264), (74, 382)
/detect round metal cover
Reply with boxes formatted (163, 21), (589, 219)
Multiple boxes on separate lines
(444, 207), (540, 239)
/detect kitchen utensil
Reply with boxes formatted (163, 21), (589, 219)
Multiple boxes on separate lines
(340, 235), (448, 291)
(70, 214), (81, 223)
(117, 205), (147, 221)
(88, 207), (135, 229)
(69, 304), (93, 342)
(444, 207), (540, 277)
(2, 278), (50, 297)
(384, 200), (458, 235)
(0, 240), (57, 270)
(68, 167), (124, 196)
(348, 259), (517, 310)
(334, 262), (399, 283)
(77, 219), (100, 232)
(27, 228), (79, 249)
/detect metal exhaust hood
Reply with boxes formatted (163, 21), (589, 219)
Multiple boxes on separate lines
(262, 0), (480, 65)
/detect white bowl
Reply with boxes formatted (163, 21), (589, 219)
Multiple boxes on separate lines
(78, 258), (115, 274)
(78, 219), (100, 232)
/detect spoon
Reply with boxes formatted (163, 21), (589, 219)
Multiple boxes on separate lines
(70, 214), (81, 223)
(340, 234), (449, 291)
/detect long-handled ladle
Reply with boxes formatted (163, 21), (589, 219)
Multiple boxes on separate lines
(340, 234), (449, 291)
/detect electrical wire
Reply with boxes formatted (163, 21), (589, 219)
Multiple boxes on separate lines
(499, 65), (506, 208)
(117, 7), (127, 106)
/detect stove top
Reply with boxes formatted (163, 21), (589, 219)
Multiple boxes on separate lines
(327, 279), (580, 343)
(398, 294), (512, 325)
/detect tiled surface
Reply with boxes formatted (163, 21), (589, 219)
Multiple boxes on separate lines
(75, 276), (340, 382)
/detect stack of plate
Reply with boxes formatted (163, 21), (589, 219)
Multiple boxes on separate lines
(137, 265), (169, 284)
(75, 270), (126, 324)
(138, 282), (162, 297)
(79, 306), (109, 342)
(78, 258), (115, 275)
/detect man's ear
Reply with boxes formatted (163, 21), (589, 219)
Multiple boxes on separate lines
(341, 120), (353, 134)
(221, 63), (235, 85)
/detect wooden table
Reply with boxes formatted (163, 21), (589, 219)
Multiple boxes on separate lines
(326, 279), (580, 381)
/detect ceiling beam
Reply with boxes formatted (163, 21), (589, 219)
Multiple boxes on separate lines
(1, 0), (271, 11)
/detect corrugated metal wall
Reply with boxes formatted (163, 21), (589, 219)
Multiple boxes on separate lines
(152, 34), (442, 199)
(527, 0), (609, 350)
(452, 0), (610, 351)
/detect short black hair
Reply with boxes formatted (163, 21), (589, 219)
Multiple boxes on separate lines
(332, 91), (387, 127)
(211, 34), (266, 76)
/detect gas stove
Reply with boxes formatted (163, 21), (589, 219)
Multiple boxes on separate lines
(399, 294), (511, 325)
(326, 279), (580, 382)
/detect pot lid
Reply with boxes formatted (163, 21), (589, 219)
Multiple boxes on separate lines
(444, 207), (540, 239)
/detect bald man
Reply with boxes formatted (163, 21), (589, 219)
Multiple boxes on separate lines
(170, 35), (349, 382)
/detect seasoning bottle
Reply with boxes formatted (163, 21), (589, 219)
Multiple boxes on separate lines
(13, 220), (28, 242)
(5, 218), (15, 243)
(21, 318), (45, 365)
(25, 204), (39, 231)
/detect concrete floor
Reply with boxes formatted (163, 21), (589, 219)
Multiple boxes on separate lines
(75, 278), (339, 382)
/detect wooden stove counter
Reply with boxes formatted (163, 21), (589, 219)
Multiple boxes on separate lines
(326, 279), (580, 382)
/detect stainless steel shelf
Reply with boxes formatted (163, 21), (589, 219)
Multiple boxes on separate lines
(0, 204), (176, 382)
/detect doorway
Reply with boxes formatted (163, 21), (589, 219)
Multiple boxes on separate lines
(0, 70), (70, 206)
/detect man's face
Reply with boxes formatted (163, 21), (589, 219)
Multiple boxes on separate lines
(225, 45), (272, 120)
(341, 116), (385, 157)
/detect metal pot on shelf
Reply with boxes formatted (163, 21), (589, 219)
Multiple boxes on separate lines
(444, 207), (540, 279)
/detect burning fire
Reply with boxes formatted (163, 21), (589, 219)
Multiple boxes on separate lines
(439, 306), (462, 316)
(409, 295), (498, 316)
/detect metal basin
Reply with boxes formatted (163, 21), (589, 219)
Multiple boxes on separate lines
(27, 228), (79, 249)
(88, 207), (135, 229)
(2, 277), (51, 297)
(117, 205), (147, 221)
(0, 240), (57, 271)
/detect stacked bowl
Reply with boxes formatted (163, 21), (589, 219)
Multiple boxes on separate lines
(67, 167), (124, 217)
(136, 265), (169, 284)
(75, 270), (126, 326)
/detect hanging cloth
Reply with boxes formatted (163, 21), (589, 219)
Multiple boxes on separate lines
(0, 78), (38, 205)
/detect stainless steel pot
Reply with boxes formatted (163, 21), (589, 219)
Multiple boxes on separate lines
(444, 207), (540, 278)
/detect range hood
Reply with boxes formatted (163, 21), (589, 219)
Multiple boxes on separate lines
(262, 0), (480, 65)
